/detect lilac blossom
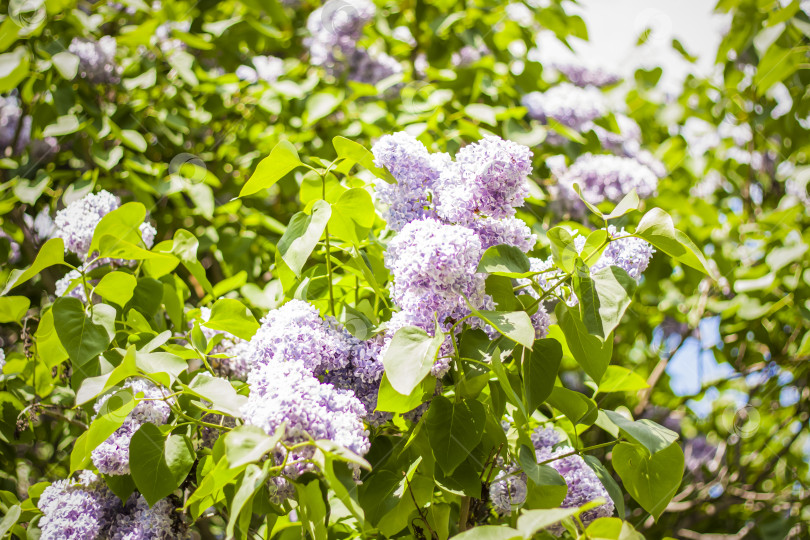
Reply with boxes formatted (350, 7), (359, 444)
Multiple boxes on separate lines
(242, 358), (369, 465)
(108, 493), (188, 539)
(554, 62), (621, 88)
(348, 49), (403, 86)
(54, 190), (156, 259)
(324, 337), (391, 426)
(37, 471), (119, 540)
(384, 218), (488, 326)
(69, 36), (121, 83)
(55, 269), (90, 302)
(468, 216), (536, 253)
(522, 84), (607, 132)
(0, 94), (30, 155)
(306, 0), (375, 75)
(435, 136), (533, 224)
(489, 461), (528, 515)
(91, 379), (172, 476)
(371, 132), (450, 231)
(553, 153), (658, 207)
(532, 427), (615, 532)
(0, 348), (5, 373)
(452, 44), (489, 67)
(246, 299), (353, 375)
(588, 226), (655, 281)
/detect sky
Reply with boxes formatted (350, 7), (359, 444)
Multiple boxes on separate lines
(563, 0), (729, 91)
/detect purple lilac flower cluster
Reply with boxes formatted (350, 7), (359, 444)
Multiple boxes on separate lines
(554, 62), (622, 88)
(54, 190), (156, 260)
(532, 427), (615, 533)
(324, 337), (391, 427)
(91, 379), (172, 476)
(551, 153), (659, 210)
(69, 36), (121, 83)
(489, 460), (528, 515)
(305, 0), (401, 84)
(521, 84), (607, 132)
(0, 94), (30, 155)
(587, 226), (655, 281)
(37, 471), (186, 540)
(373, 133), (547, 357)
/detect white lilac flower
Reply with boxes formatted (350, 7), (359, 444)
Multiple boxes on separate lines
(532, 427), (614, 532)
(0, 348), (5, 373)
(553, 153), (659, 207)
(236, 55), (285, 84)
(435, 136), (533, 224)
(54, 190), (155, 260)
(32, 208), (56, 240)
(37, 471), (119, 540)
(371, 132), (450, 231)
(247, 300), (354, 375)
(306, 0), (376, 75)
(242, 358), (369, 463)
(69, 36), (121, 83)
(489, 461), (528, 515)
(152, 21), (191, 55)
(522, 84), (607, 132)
(91, 379), (172, 476)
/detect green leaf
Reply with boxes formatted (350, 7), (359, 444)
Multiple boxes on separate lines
(424, 396), (486, 475)
(0, 296), (29, 323)
(519, 445), (567, 509)
(53, 297), (113, 371)
(130, 423), (195, 506)
(477, 244), (531, 277)
(546, 386), (598, 426)
(584, 517), (644, 540)
(90, 202), (147, 257)
(329, 188), (376, 244)
(239, 140), (303, 197)
(517, 508), (582, 537)
(224, 425), (283, 468)
(120, 129), (147, 152)
(474, 310), (534, 349)
(1, 237), (66, 295)
(202, 298), (259, 340)
(332, 136), (395, 182)
(52, 51), (79, 79)
(375, 373), (434, 413)
(520, 338), (562, 412)
(170, 230), (213, 295)
(93, 272), (137, 306)
(277, 200), (332, 275)
(187, 374), (247, 417)
(295, 479), (328, 540)
(227, 465), (269, 539)
(135, 351), (187, 383)
(597, 366), (650, 394)
(0, 504), (20, 537)
(43, 114), (80, 137)
(589, 265), (637, 338)
(453, 526), (521, 540)
(381, 324), (443, 396)
(71, 390), (136, 472)
(603, 411), (679, 455)
(35, 308), (68, 369)
(612, 441), (684, 521)
(555, 303), (612, 383)
(0, 47), (29, 93)
(547, 227), (578, 273)
(304, 91), (343, 126)
(103, 474), (137, 503)
(75, 345), (138, 405)
(635, 208), (713, 277)
(605, 190), (640, 220)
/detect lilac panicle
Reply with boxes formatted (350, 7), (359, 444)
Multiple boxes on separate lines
(246, 299), (353, 375)
(532, 427), (615, 533)
(371, 132), (450, 231)
(521, 84), (607, 131)
(69, 36), (121, 83)
(553, 153), (658, 207)
(91, 379), (172, 476)
(37, 471), (119, 540)
(489, 461), (528, 515)
(435, 136), (533, 224)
